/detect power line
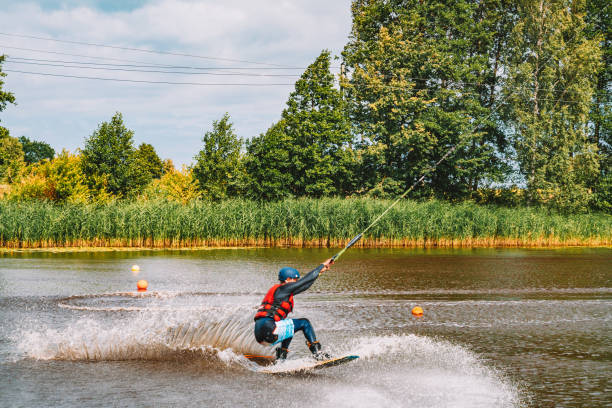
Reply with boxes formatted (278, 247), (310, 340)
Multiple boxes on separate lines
(0, 44), (180, 68)
(344, 81), (611, 104)
(345, 73), (611, 99)
(0, 32), (300, 68)
(3, 69), (296, 86)
(4, 59), (301, 78)
(3, 46), (606, 98)
(0, 44), (315, 69)
(4, 55), (609, 100)
(3, 55), (307, 71)
(6, 69), (607, 105)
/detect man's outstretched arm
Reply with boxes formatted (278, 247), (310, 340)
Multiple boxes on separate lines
(277, 258), (334, 297)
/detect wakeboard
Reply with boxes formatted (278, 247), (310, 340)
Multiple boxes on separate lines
(244, 354), (275, 366)
(259, 355), (359, 374)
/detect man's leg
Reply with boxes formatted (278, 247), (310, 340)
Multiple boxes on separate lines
(281, 337), (293, 354)
(292, 318), (330, 360)
(292, 318), (316, 343)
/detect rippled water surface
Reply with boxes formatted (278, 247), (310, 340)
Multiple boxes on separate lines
(1, 248), (610, 407)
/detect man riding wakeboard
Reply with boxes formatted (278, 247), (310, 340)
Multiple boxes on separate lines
(254, 258), (334, 361)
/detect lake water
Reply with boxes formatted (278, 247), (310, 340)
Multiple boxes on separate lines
(0, 248), (610, 407)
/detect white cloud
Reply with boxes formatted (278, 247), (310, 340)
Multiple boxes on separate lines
(0, 0), (352, 165)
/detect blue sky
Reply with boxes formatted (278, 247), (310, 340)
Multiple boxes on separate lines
(22, 0), (150, 12)
(0, 0), (352, 166)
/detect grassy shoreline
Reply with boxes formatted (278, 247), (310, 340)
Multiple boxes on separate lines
(1, 198), (610, 249)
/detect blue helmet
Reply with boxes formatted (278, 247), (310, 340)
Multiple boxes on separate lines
(278, 267), (300, 282)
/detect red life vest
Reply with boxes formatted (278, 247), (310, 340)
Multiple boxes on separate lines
(254, 284), (294, 321)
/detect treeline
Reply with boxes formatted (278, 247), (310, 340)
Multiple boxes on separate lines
(0, 0), (610, 214)
(1, 199), (609, 248)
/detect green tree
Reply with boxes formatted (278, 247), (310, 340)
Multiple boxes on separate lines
(244, 120), (294, 200)
(504, 0), (601, 212)
(141, 165), (201, 204)
(585, 0), (611, 211)
(0, 55), (16, 119)
(81, 112), (149, 198)
(18, 136), (55, 164)
(0, 55), (21, 183)
(342, 0), (513, 199)
(134, 142), (164, 180)
(0, 130), (24, 183)
(281, 50), (355, 197)
(193, 113), (243, 200)
(10, 150), (89, 203)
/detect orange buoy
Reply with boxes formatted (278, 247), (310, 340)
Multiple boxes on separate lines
(137, 279), (148, 292)
(412, 306), (423, 317)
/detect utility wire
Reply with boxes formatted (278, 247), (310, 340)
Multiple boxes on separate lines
(0, 44), (183, 68)
(346, 80), (610, 104)
(3, 55), (307, 71)
(3, 69), (295, 86)
(5, 68), (608, 105)
(0, 44), (317, 69)
(4, 54), (608, 99)
(347, 79), (612, 99)
(1, 42), (607, 98)
(0, 32), (300, 68)
(4, 59), (301, 78)
(3, 56), (608, 101)
(344, 73), (611, 99)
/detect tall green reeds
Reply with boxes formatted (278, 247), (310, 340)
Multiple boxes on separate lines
(0, 198), (610, 248)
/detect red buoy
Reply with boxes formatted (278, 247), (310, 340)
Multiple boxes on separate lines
(137, 280), (148, 292)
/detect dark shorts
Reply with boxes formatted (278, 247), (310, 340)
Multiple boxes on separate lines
(254, 318), (278, 344)
(254, 317), (316, 347)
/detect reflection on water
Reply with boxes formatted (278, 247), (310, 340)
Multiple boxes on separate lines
(0, 248), (610, 407)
